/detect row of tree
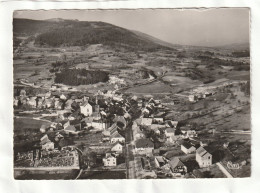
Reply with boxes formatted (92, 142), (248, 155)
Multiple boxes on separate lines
(54, 68), (109, 86)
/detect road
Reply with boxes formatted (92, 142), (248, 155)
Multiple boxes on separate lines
(125, 120), (136, 179)
(216, 162), (233, 178)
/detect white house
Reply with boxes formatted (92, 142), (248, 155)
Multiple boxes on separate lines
(103, 153), (117, 167)
(135, 138), (154, 155)
(196, 146), (212, 168)
(40, 134), (54, 150)
(111, 142), (124, 153)
(181, 142), (196, 154)
(80, 101), (93, 116)
(87, 121), (106, 130)
(140, 118), (153, 126)
(42, 141), (55, 150)
(189, 95), (197, 102)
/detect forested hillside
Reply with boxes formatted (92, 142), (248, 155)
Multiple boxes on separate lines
(13, 18), (173, 51)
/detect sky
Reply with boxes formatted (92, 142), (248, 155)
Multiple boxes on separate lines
(13, 8), (250, 47)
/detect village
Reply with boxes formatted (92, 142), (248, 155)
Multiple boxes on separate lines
(13, 73), (250, 179)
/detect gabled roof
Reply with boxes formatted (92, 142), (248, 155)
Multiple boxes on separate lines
(40, 135), (51, 145)
(135, 138), (154, 148)
(165, 128), (175, 133)
(111, 130), (124, 138)
(112, 141), (124, 147)
(181, 142), (194, 149)
(155, 156), (165, 163)
(169, 157), (185, 169)
(81, 117), (94, 123)
(64, 125), (76, 131)
(196, 146), (212, 157)
(141, 118), (153, 125)
(81, 101), (91, 107)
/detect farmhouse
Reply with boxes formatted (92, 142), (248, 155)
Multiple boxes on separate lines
(169, 157), (187, 177)
(103, 153), (117, 167)
(135, 138), (154, 155)
(196, 146), (212, 168)
(181, 142), (196, 154)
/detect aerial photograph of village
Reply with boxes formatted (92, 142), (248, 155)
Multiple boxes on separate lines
(13, 8), (250, 179)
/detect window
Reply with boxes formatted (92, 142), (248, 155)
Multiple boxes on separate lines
(208, 156), (210, 159)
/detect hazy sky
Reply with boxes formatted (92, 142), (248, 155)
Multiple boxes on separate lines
(14, 8), (250, 46)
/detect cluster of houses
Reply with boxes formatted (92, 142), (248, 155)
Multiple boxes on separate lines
(129, 97), (214, 178)
(188, 91), (214, 102)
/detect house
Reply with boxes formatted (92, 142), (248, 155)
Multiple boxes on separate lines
(183, 130), (197, 138)
(169, 157), (187, 177)
(65, 99), (74, 110)
(39, 125), (47, 133)
(149, 124), (165, 134)
(154, 156), (166, 168)
(135, 138), (154, 155)
(113, 116), (127, 128)
(196, 146), (212, 168)
(27, 97), (37, 108)
(64, 125), (79, 134)
(168, 121), (179, 128)
(42, 141), (55, 150)
(103, 123), (118, 137)
(103, 153), (117, 167)
(54, 100), (63, 110)
(167, 135), (182, 143)
(140, 118), (153, 126)
(60, 94), (67, 100)
(86, 121), (107, 130)
(111, 142), (124, 153)
(40, 134), (54, 150)
(110, 130), (125, 144)
(37, 97), (44, 109)
(189, 95), (197, 102)
(181, 142), (196, 154)
(133, 123), (145, 140)
(42, 98), (54, 109)
(80, 101), (93, 116)
(154, 117), (164, 123)
(165, 128), (175, 138)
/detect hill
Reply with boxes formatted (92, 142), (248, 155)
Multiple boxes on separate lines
(131, 30), (180, 50)
(13, 18), (174, 51)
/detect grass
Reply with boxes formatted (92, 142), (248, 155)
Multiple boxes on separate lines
(126, 81), (173, 94)
(14, 117), (50, 131)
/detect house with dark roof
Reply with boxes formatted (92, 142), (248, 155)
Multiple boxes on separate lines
(169, 157), (187, 177)
(110, 130), (125, 144)
(181, 142), (196, 154)
(154, 156), (167, 168)
(196, 146), (212, 168)
(135, 138), (154, 155)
